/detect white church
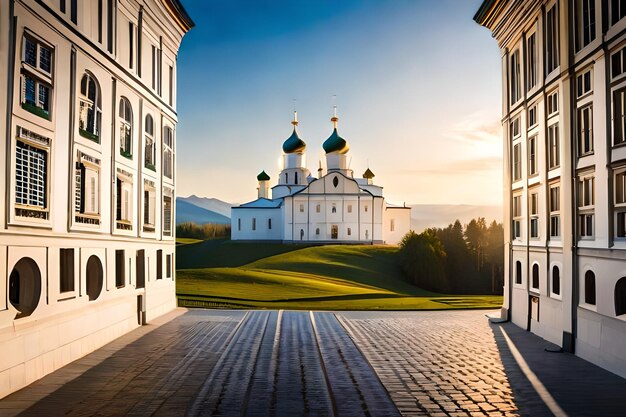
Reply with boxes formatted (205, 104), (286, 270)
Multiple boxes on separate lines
(231, 110), (411, 244)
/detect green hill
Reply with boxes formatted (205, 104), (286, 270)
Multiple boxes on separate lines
(176, 242), (502, 310)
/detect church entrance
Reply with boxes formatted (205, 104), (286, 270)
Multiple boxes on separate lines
(331, 225), (338, 239)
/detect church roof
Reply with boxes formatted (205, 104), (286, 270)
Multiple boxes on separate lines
(323, 128), (349, 154)
(363, 168), (375, 179)
(257, 170), (270, 181)
(282, 128), (306, 154)
(237, 198), (283, 208)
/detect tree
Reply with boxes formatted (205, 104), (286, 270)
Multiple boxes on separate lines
(465, 217), (487, 271)
(399, 230), (448, 292)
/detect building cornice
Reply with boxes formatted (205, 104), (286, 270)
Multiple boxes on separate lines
(161, 0), (195, 32)
(473, 0), (506, 29)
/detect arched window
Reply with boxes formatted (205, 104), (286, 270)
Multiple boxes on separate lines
(315, 228), (320, 235)
(532, 264), (539, 289)
(119, 97), (133, 158)
(615, 277), (626, 316)
(268, 218), (272, 229)
(316, 204), (320, 213)
(332, 204), (337, 214)
(144, 114), (155, 171)
(585, 271), (596, 305)
(295, 172), (299, 184)
(285, 173), (288, 183)
(515, 261), (522, 284)
(552, 266), (560, 295)
(163, 126), (174, 179)
(9, 257), (41, 319)
(300, 229), (304, 240)
(86, 255), (103, 301)
(78, 72), (102, 142)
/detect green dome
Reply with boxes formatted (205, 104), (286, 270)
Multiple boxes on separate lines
(257, 170), (270, 181)
(282, 128), (306, 154)
(323, 128), (349, 154)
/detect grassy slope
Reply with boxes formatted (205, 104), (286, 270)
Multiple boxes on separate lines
(176, 243), (502, 310)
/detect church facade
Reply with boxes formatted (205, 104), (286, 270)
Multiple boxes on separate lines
(231, 111), (411, 244)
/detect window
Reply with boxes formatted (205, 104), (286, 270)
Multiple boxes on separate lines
(611, 46), (626, 79)
(347, 204), (352, 213)
(299, 204), (304, 213)
(531, 264), (539, 290)
(390, 219), (395, 232)
(578, 175), (594, 238)
(364, 205), (368, 212)
(74, 152), (101, 225)
(59, 249), (75, 293)
(612, 0), (626, 25)
(268, 218), (272, 229)
(115, 170), (133, 230)
(70, 0), (77, 23)
(332, 204), (337, 214)
(576, 70), (592, 98)
(548, 123), (560, 169)
(526, 32), (537, 91)
(143, 180), (156, 232)
(78, 73), (101, 142)
(513, 195), (522, 239)
(163, 189), (173, 236)
(316, 204), (320, 213)
(510, 49), (521, 104)
(613, 87), (626, 145)
(529, 192), (539, 238)
(547, 90), (559, 115)
(515, 261), (522, 284)
(21, 35), (53, 120)
(510, 116), (521, 138)
(152, 41), (162, 94)
(295, 172), (299, 184)
(552, 266), (560, 296)
(144, 115), (155, 171)
(252, 218), (256, 231)
(238, 218), (241, 231)
(550, 184), (560, 238)
(546, 4), (560, 74)
(615, 170), (626, 237)
(528, 136), (538, 176)
(528, 105), (537, 127)
(616, 277), (626, 316)
(166, 254), (172, 278)
(316, 228), (320, 235)
(129, 22), (134, 69)
(157, 250), (163, 280)
(119, 97), (133, 158)
(512, 143), (522, 181)
(115, 250), (125, 287)
(163, 126), (174, 179)
(15, 137), (48, 218)
(285, 173), (288, 183)
(575, 0), (596, 51)
(347, 227), (352, 236)
(169, 66), (174, 106)
(577, 105), (593, 156)
(584, 270), (596, 305)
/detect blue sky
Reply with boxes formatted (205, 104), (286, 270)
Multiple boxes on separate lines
(176, 0), (502, 206)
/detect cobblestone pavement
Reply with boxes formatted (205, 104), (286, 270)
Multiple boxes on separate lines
(3, 309), (626, 417)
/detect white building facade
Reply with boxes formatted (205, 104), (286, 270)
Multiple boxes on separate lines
(475, 0), (626, 377)
(0, 0), (193, 398)
(231, 112), (411, 244)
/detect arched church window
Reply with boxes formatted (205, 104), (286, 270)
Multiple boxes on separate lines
(300, 229), (304, 240)
(332, 205), (337, 214)
(532, 264), (539, 290)
(615, 277), (626, 316)
(268, 218), (272, 229)
(316, 228), (320, 235)
(515, 261), (522, 284)
(316, 204), (321, 213)
(295, 172), (299, 184)
(552, 265), (560, 295)
(585, 271), (596, 305)
(78, 72), (102, 142)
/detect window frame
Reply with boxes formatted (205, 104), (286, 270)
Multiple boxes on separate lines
(20, 34), (54, 120)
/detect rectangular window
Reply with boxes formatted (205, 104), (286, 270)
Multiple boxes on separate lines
(169, 66), (173, 106)
(115, 250), (125, 287)
(578, 175), (595, 238)
(510, 50), (521, 104)
(21, 36), (54, 120)
(143, 181), (156, 232)
(347, 204), (352, 213)
(238, 218), (241, 231)
(510, 116), (520, 138)
(348, 227), (352, 235)
(614, 87), (626, 145)
(316, 204), (320, 213)
(527, 32), (537, 91)
(364, 205), (368, 212)
(547, 90), (559, 115)
(576, 69), (592, 98)
(612, 0), (626, 25)
(578, 105), (594, 156)
(513, 195), (522, 239)
(163, 193), (172, 236)
(59, 248), (75, 293)
(97, 0), (103, 44)
(550, 185), (561, 238)
(528, 136), (538, 176)
(575, 0), (596, 51)
(156, 249), (163, 280)
(615, 170), (626, 237)
(548, 123), (560, 169)
(299, 204), (304, 213)
(163, 127), (174, 179)
(546, 4), (560, 74)
(116, 172), (133, 230)
(530, 192), (539, 238)
(166, 254), (172, 278)
(611, 46), (626, 79)
(74, 154), (101, 225)
(71, 0), (77, 24)
(513, 143), (522, 181)
(268, 218), (272, 229)
(528, 105), (537, 127)
(151, 45), (156, 90)
(15, 140), (47, 211)
(252, 218), (256, 231)
(129, 22), (134, 69)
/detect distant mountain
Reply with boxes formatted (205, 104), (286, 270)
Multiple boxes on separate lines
(176, 198), (230, 225)
(409, 204), (502, 232)
(178, 195), (234, 218)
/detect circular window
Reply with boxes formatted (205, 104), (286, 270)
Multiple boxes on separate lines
(9, 257), (42, 319)
(333, 176), (339, 187)
(86, 255), (104, 301)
